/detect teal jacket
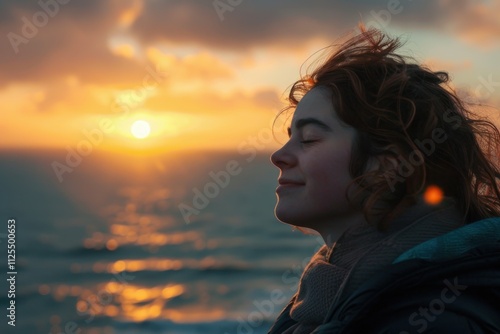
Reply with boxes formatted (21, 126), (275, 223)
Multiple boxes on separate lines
(269, 218), (500, 333)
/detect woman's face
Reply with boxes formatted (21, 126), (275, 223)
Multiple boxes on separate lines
(270, 86), (359, 231)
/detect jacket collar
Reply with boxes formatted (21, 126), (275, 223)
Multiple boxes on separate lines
(394, 216), (500, 263)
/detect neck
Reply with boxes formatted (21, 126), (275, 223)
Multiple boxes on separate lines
(315, 211), (369, 249)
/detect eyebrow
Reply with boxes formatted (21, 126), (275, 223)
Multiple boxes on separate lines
(287, 117), (332, 138)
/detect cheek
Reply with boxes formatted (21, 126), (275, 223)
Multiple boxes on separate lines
(308, 147), (352, 195)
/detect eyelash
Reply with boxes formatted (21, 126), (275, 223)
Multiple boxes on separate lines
(300, 140), (317, 144)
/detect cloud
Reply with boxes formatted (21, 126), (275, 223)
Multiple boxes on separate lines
(1, 0), (499, 150)
(0, 0), (147, 87)
(129, 0), (365, 51)
(442, 0), (500, 48)
(142, 86), (283, 116)
(146, 48), (234, 82)
(128, 0), (500, 51)
(365, 0), (500, 48)
(2, 0), (497, 90)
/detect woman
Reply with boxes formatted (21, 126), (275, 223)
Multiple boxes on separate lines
(268, 27), (500, 333)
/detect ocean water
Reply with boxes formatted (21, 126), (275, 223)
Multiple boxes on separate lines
(0, 149), (321, 334)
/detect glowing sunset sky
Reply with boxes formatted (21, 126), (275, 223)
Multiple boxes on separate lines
(2, 0), (499, 153)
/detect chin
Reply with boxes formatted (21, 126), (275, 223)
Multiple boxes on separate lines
(274, 206), (311, 227)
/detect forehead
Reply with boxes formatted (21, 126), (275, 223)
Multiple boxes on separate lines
(292, 86), (334, 122)
(287, 86), (355, 138)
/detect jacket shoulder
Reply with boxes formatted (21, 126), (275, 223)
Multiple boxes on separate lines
(319, 241), (500, 333)
(368, 310), (489, 334)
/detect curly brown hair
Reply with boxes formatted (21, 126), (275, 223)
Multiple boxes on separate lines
(274, 27), (500, 230)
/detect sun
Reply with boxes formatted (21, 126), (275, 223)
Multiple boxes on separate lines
(131, 120), (151, 139)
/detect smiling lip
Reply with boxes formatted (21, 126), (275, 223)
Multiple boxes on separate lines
(278, 178), (304, 185)
(276, 179), (304, 191)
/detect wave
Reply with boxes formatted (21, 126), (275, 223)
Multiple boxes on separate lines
(111, 318), (274, 334)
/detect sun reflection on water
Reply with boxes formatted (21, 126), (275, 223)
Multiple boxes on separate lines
(44, 281), (229, 324)
(73, 282), (186, 322)
(48, 184), (233, 328)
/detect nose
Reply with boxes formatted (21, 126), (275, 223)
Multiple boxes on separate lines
(270, 142), (296, 168)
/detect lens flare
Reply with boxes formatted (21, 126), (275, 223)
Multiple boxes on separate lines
(424, 185), (443, 205)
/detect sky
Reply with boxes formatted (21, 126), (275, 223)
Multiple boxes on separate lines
(1, 0), (500, 153)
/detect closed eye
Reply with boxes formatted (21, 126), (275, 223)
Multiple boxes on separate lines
(300, 140), (317, 144)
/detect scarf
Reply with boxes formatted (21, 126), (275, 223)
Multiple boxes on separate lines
(281, 196), (464, 334)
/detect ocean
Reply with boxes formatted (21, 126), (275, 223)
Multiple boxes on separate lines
(0, 149), (321, 334)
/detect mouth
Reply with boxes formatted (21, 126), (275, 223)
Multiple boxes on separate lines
(276, 183), (304, 192)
